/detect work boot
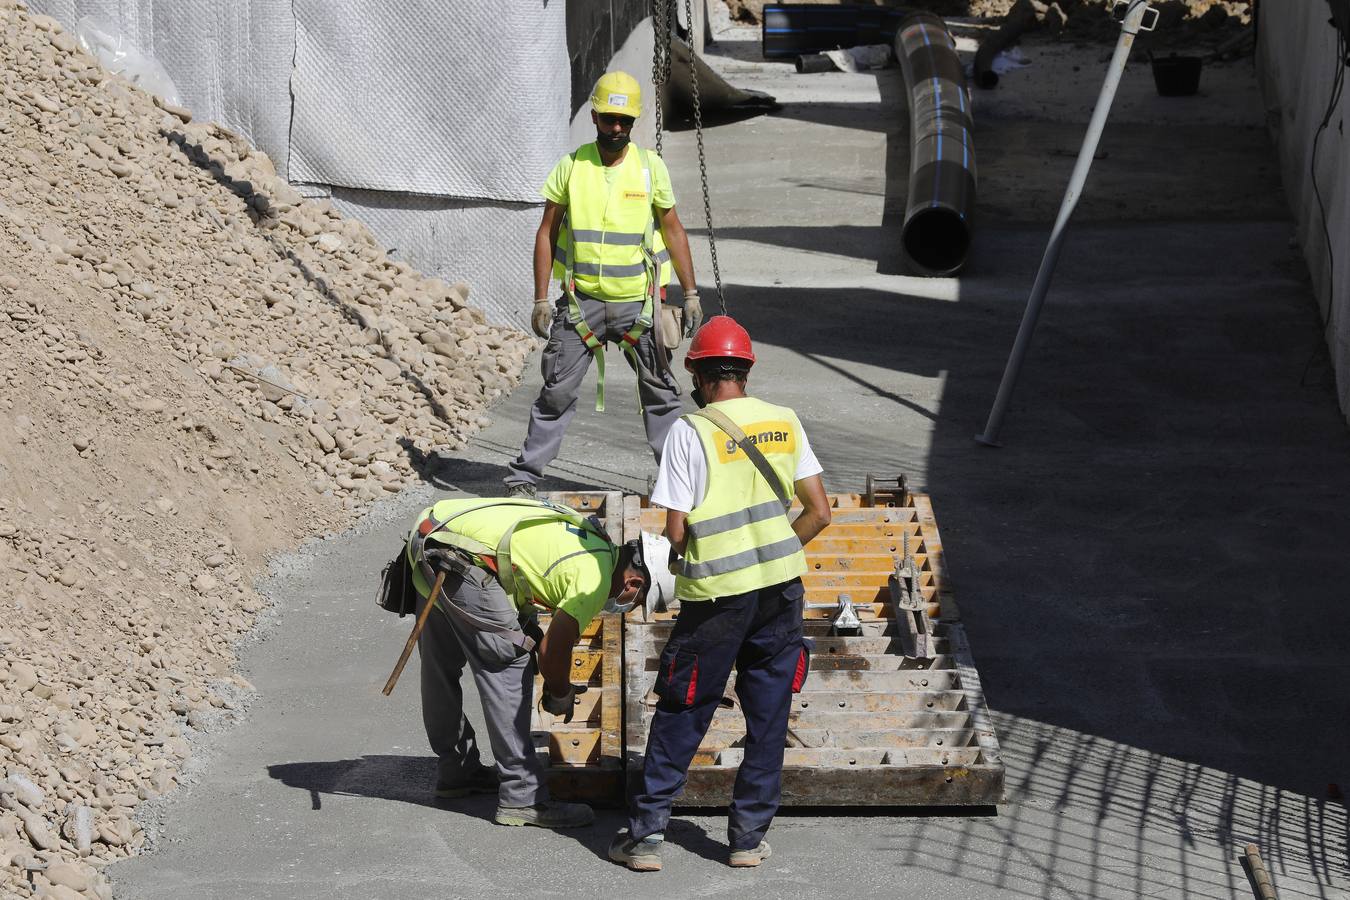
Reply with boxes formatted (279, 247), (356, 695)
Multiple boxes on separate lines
(495, 800), (593, 829)
(728, 841), (772, 867)
(506, 483), (538, 500)
(608, 830), (664, 872)
(433, 765), (498, 799)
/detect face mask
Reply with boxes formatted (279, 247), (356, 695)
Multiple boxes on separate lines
(596, 131), (630, 153)
(603, 592), (638, 615)
(691, 385), (707, 408)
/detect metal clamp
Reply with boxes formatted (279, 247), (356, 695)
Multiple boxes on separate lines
(1112, 0), (1159, 31)
(805, 594), (866, 635)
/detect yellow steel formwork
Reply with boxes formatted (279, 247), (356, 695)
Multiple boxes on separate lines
(532, 479), (1004, 808)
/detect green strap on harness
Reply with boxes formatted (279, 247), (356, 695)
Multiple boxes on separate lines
(413, 499), (615, 608)
(560, 146), (660, 413)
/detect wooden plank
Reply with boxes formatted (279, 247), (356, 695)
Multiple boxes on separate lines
(674, 764), (1004, 807)
(600, 613), (623, 766)
(692, 728), (978, 752)
(636, 689), (971, 719)
(534, 730), (601, 766)
(713, 747), (984, 767)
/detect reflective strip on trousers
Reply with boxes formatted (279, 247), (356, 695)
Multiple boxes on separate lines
(681, 534), (804, 580)
(686, 499), (788, 540)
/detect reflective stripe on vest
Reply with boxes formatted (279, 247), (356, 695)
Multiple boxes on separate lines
(676, 397), (808, 601)
(407, 498), (614, 613)
(551, 143), (673, 300)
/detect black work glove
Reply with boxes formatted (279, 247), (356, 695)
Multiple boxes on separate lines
(540, 683), (588, 724)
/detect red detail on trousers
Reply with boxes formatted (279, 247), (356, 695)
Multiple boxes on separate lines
(791, 648), (808, 692)
(684, 659), (699, 706)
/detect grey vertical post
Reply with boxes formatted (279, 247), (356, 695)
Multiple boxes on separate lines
(975, 0), (1156, 447)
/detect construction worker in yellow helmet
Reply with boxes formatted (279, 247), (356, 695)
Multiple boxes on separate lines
(504, 71), (702, 499)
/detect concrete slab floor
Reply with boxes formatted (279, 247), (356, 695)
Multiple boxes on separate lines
(113, 18), (1348, 900)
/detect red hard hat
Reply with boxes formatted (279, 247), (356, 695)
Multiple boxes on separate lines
(685, 315), (755, 364)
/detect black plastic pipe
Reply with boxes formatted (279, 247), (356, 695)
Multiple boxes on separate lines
(894, 14), (977, 276)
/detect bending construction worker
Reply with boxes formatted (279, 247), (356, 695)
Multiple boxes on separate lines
(504, 70), (702, 498)
(608, 317), (832, 871)
(404, 496), (669, 827)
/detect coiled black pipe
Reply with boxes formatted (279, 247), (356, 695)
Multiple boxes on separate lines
(894, 14), (977, 276)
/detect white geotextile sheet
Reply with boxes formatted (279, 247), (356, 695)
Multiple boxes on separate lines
(289, 1), (570, 203)
(1259, 6), (1350, 418)
(329, 188), (538, 331)
(29, 0), (295, 178)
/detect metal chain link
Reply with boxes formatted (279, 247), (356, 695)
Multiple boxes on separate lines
(683, 0), (726, 315)
(650, 0), (673, 156)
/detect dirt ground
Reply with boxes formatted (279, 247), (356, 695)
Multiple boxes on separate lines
(0, 5), (532, 897)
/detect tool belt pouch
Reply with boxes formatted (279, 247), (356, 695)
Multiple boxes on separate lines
(376, 544), (417, 618)
(659, 303), (683, 350)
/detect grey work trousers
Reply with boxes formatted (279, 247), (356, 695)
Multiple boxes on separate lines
(415, 565), (546, 808)
(505, 293), (683, 488)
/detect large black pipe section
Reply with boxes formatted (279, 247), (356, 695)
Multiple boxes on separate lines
(762, 4), (904, 59)
(973, 0), (1039, 89)
(894, 14), (976, 276)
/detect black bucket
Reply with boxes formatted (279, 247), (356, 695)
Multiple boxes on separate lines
(1151, 55), (1202, 97)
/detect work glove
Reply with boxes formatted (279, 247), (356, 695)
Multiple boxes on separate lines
(531, 298), (553, 339)
(682, 289), (703, 337)
(540, 682), (588, 724)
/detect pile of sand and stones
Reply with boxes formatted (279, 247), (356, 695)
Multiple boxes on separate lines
(0, 4), (535, 897)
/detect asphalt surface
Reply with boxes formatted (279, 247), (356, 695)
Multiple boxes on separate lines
(113, 22), (1349, 900)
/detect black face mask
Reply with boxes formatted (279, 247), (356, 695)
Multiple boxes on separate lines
(597, 131), (630, 153)
(691, 379), (707, 408)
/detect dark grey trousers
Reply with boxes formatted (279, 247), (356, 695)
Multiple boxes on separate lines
(416, 566), (546, 808)
(505, 293), (684, 488)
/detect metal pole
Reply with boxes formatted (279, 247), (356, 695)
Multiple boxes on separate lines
(975, 0), (1156, 447)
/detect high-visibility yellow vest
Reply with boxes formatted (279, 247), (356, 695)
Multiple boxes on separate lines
(551, 143), (673, 301)
(407, 498), (615, 622)
(677, 396), (807, 600)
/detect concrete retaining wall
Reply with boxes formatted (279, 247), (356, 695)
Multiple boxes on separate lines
(1258, 7), (1350, 421)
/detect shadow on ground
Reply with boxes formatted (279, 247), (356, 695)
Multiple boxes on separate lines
(265, 755), (736, 866)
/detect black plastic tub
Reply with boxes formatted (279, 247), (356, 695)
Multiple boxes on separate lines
(1151, 55), (1202, 96)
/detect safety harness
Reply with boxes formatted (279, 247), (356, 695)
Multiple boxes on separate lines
(407, 499), (616, 652)
(559, 146), (662, 412)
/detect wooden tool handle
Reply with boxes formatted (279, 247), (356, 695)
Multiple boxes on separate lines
(1244, 843), (1278, 900)
(382, 570), (445, 696)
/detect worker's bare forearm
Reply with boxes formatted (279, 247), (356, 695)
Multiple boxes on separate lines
(657, 208), (697, 291)
(792, 508), (830, 547)
(664, 509), (689, 556)
(792, 475), (832, 548)
(533, 228), (554, 300)
(537, 609), (581, 695)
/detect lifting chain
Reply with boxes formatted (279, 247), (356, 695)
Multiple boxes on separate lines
(651, 0), (673, 156)
(651, 0), (727, 316)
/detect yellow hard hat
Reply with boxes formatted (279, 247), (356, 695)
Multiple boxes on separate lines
(591, 71), (642, 118)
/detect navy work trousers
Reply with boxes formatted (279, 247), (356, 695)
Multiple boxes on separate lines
(627, 578), (808, 851)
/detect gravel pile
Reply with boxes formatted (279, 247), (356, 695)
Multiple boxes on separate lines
(0, 4), (533, 896)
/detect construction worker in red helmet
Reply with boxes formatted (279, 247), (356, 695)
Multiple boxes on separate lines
(504, 71), (702, 499)
(609, 315), (833, 872)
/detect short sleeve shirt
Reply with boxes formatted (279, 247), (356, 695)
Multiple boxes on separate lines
(542, 145), (676, 210)
(650, 416), (824, 513)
